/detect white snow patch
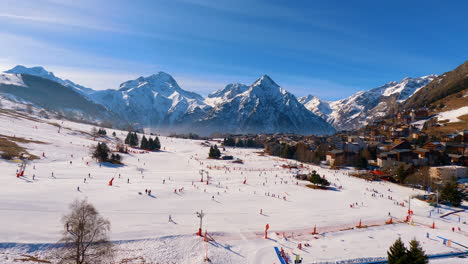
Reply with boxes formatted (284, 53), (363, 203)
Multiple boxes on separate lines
(436, 106), (468, 123)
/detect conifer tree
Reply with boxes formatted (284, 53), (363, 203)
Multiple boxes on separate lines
(213, 144), (221, 158)
(208, 146), (214, 158)
(154, 136), (161, 150)
(131, 132), (139, 146)
(124, 131), (131, 145)
(388, 238), (408, 264)
(92, 142), (110, 162)
(148, 137), (154, 150)
(141, 136), (148, 149)
(209, 145), (221, 158)
(440, 178), (463, 206)
(407, 239), (428, 264)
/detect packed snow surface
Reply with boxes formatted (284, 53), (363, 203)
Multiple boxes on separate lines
(0, 110), (466, 263)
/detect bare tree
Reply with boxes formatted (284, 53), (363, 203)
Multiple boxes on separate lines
(58, 199), (113, 264)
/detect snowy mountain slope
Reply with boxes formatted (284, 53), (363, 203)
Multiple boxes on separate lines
(0, 73), (26, 87)
(298, 95), (332, 120)
(204, 83), (249, 107)
(300, 75), (436, 131)
(89, 72), (210, 129)
(0, 73), (116, 121)
(196, 75), (335, 135)
(5, 65), (95, 95)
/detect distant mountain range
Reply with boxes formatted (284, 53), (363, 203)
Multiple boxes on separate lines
(0, 66), (334, 135)
(299, 75), (436, 131)
(1, 61), (467, 135)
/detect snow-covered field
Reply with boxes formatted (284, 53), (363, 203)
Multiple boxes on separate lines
(0, 108), (466, 263)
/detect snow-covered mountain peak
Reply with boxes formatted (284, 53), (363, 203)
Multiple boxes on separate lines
(208, 83), (248, 99)
(252, 74), (279, 89)
(246, 75), (287, 99)
(299, 75), (437, 131)
(298, 94), (320, 104)
(119, 72), (179, 92)
(6, 65), (59, 82)
(5, 65), (95, 95)
(205, 83), (249, 107)
(299, 94), (332, 119)
(380, 75), (437, 100)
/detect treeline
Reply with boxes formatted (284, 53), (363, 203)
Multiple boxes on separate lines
(223, 137), (263, 148)
(169, 133), (209, 140)
(265, 141), (329, 164)
(140, 135), (161, 151)
(91, 127), (108, 136)
(125, 131), (161, 151)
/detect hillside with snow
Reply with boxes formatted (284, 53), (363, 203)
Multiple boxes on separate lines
(0, 71), (116, 122)
(0, 105), (466, 263)
(6, 65), (95, 95)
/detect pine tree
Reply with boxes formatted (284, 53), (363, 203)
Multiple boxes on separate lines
(131, 132), (139, 146)
(387, 238), (408, 264)
(407, 239), (428, 264)
(141, 136), (148, 149)
(214, 144), (221, 158)
(440, 178), (463, 206)
(124, 131), (131, 145)
(154, 136), (161, 150)
(209, 145), (220, 158)
(92, 142), (110, 162)
(209, 146), (214, 158)
(148, 137), (154, 150)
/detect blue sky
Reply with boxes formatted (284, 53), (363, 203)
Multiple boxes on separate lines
(0, 0), (467, 100)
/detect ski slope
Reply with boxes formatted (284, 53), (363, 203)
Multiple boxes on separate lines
(0, 108), (466, 263)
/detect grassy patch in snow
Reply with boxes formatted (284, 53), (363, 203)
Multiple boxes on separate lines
(13, 254), (51, 263)
(0, 135), (45, 160)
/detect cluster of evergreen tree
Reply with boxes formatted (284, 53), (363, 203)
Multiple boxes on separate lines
(265, 141), (327, 164)
(110, 153), (121, 162)
(169, 133), (205, 140)
(387, 238), (428, 264)
(223, 137), (262, 148)
(91, 127), (107, 137)
(309, 170), (330, 187)
(440, 178), (463, 207)
(92, 142), (122, 164)
(140, 135), (161, 151)
(97, 128), (107, 136)
(209, 145), (221, 158)
(125, 132), (139, 146)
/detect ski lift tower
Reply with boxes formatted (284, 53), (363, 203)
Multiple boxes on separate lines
(196, 210), (205, 236)
(16, 153), (29, 177)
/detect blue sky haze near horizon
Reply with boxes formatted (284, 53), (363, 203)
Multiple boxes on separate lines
(0, 0), (467, 100)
